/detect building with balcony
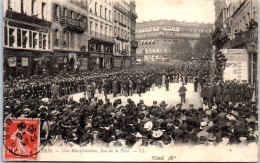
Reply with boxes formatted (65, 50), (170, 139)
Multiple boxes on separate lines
(112, 0), (132, 67)
(51, 0), (89, 73)
(129, 0), (138, 62)
(136, 20), (213, 61)
(3, 0), (52, 78)
(88, 0), (114, 69)
(212, 0), (258, 87)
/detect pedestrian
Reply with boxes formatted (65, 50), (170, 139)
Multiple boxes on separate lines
(178, 83), (188, 103)
(165, 77), (170, 91)
(194, 77), (199, 92)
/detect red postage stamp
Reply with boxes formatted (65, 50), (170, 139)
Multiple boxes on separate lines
(3, 118), (40, 161)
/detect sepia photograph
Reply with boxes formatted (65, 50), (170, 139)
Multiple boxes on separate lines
(2, 0), (258, 161)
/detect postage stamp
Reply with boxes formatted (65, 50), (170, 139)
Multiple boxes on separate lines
(3, 118), (40, 161)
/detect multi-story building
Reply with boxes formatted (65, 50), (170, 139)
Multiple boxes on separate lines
(88, 0), (114, 69)
(129, 0), (138, 62)
(51, 0), (89, 73)
(112, 0), (132, 67)
(3, 0), (52, 78)
(136, 20), (213, 61)
(212, 0), (258, 86)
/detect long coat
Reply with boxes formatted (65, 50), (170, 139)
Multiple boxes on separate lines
(215, 86), (223, 103)
(112, 81), (118, 93)
(86, 85), (92, 98)
(136, 80), (142, 93)
(223, 88), (231, 102)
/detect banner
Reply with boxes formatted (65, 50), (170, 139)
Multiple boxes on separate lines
(222, 49), (248, 82)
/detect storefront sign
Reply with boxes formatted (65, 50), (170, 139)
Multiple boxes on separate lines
(22, 57), (28, 66)
(222, 49), (248, 82)
(8, 57), (16, 67)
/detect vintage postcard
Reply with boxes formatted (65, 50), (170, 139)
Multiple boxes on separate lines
(2, 0), (258, 162)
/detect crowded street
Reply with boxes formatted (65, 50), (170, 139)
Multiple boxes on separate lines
(2, 0), (258, 162)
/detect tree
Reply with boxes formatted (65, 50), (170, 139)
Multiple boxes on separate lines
(193, 35), (213, 59)
(170, 38), (192, 61)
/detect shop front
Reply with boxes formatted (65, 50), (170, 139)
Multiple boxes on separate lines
(4, 48), (52, 79)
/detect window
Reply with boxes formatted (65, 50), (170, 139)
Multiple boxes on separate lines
(42, 2), (46, 19)
(43, 34), (47, 49)
(4, 26), (8, 46)
(33, 32), (37, 48)
(105, 27), (107, 35)
(71, 33), (74, 48)
(100, 25), (103, 34)
(114, 27), (117, 36)
(39, 33), (42, 48)
(17, 29), (21, 47)
(63, 8), (67, 17)
(9, 28), (15, 47)
(21, 0), (24, 13)
(8, 0), (11, 9)
(105, 8), (107, 20)
(53, 29), (58, 47)
(90, 21), (92, 32)
(118, 13), (120, 21)
(22, 31), (27, 48)
(114, 11), (116, 20)
(29, 31), (32, 47)
(32, 0), (35, 15)
(109, 10), (111, 21)
(53, 3), (58, 20)
(95, 23), (98, 32)
(95, 2), (97, 15)
(100, 5), (102, 18)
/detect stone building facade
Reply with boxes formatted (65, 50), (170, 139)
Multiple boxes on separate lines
(212, 0), (258, 86)
(135, 20), (213, 61)
(3, 0), (52, 78)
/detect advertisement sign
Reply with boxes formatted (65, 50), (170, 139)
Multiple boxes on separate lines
(81, 58), (88, 70)
(222, 49), (248, 82)
(114, 59), (122, 67)
(22, 57), (28, 66)
(8, 57), (16, 67)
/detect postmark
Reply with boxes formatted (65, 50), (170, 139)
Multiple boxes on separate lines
(3, 118), (40, 161)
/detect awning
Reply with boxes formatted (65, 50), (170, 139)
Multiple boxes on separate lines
(151, 40), (155, 44)
(140, 40), (144, 44)
(143, 40), (147, 44)
(147, 40), (152, 44)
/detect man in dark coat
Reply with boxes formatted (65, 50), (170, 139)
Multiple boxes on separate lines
(178, 83), (188, 103)
(194, 77), (199, 92)
(165, 77), (170, 91)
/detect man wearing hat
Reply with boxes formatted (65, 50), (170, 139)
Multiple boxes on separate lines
(178, 83), (188, 103)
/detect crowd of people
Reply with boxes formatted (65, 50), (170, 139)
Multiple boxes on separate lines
(3, 63), (258, 148)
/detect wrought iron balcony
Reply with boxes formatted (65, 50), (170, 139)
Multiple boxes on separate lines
(89, 31), (115, 43)
(230, 29), (256, 48)
(114, 2), (129, 16)
(60, 16), (87, 34)
(5, 9), (51, 27)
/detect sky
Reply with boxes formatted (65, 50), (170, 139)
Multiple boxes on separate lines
(135, 0), (215, 24)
